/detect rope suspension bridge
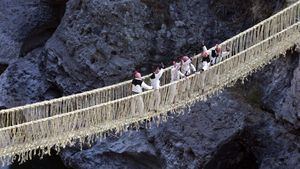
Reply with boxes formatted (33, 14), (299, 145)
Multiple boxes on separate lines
(0, 1), (300, 166)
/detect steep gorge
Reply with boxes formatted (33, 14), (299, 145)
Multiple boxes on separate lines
(0, 0), (299, 169)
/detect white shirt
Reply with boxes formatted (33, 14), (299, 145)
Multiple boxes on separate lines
(181, 59), (196, 76)
(150, 69), (164, 89)
(220, 51), (230, 59)
(132, 78), (153, 93)
(205, 45), (230, 60)
(171, 66), (185, 82)
(202, 61), (210, 71)
(203, 45), (214, 61)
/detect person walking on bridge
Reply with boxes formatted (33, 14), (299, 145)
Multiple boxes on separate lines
(180, 56), (196, 99)
(150, 63), (165, 111)
(203, 44), (231, 65)
(201, 43), (211, 71)
(169, 60), (185, 103)
(210, 44), (221, 65)
(201, 50), (211, 71)
(171, 61), (185, 82)
(180, 56), (196, 76)
(131, 71), (153, 115)
(212, 44), (231, 64)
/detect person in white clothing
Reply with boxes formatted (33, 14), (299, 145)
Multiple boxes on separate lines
(201, 50), (211, 71)
(169, 60), (185, 103)
(180, 56), (196, 76)
(171, 61), (185, 82)
(180, 56), (196, 99)
(131, 71), (153, 115)
(132, 71), (153, 94)
(202, 44), (231, 65)
(201, 44), (213, 67)
(149, 63), (164, 111)
(150, 63), (165, 89)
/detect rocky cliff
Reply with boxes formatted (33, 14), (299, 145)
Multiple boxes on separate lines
(0, 0), (299, 169)
(60, 51), (300, 169)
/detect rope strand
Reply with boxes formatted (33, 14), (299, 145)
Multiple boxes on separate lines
(0, 1), (300, 165)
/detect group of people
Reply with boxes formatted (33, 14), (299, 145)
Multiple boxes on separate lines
(130, 43), (230, 114)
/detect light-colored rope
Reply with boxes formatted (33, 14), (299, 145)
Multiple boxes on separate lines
(0, 19), (299, 165)
(0, 1), (300, 128)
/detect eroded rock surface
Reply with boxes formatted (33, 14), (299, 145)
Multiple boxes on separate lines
(0, 0), (66, 64)
(61, 91), (250, 169)
(61, 131), (161, 169)
(244, 50), (300, 128)
(43, 0), (281, 94)
(0, 49), (50, 108)
(61, 70), (300, 169)
(0, 0), (299, 169)
(0, 0), (66, 108)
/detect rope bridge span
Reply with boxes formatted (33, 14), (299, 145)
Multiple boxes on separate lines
(0, 1), (300, 165)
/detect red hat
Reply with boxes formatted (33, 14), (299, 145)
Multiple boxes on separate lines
(202, 51), (209, 57)
(182, 56), (189, 62)
(133, 71), (141, 78)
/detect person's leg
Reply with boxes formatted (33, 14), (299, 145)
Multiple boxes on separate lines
(137, 95), (144, 115)
(154, 90), (161, 111)
(201, 71), (206, 94)
(149, 91), (155, 111)
(169, 83), (177, 104)
(189, 75), (198, 97)
(180, 80), (187, 101)
(186, 79), (192, 98)
(219, 55), (224, 63)
(212, 57), (217, 65)
(216, 56), (220, 64)
(131, 95), (137, 115)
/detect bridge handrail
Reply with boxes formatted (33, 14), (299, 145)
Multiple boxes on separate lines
(0, 1), (299, 128)
(0, 20), (299, 165)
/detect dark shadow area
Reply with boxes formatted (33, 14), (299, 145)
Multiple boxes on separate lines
(203, 132), (259, 169)
(0, 63), (8, 75)
(0, 106), (7, 110)
(19, 0), (67, 57)
(43, 83), (64, 100)
(236, 47), (299, 113)
(11, 150), (71, 169)
(210, 0), (284, 24)
(140, 0), (174, 30)
(65, 152), (162, 169)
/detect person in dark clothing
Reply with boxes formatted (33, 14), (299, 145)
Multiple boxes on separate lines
(131, 71), (153, 115)
(131, 71), (152, 94)
(201, 51), (211, 71)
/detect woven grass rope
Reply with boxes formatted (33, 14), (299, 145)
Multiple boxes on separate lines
(0, 1), (300, 166)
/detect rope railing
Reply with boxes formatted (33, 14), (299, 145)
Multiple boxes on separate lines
(0, 1), (299, 128)
(0, 19), (299, 165)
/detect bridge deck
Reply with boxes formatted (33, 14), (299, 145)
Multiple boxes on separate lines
(0, 1), (300, 166)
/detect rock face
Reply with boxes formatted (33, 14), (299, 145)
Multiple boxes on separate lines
(61, 131), (162, 169)
(0, 0), (66, 64)
(0, 0), (299, 169)
(42, 0), (283, 94)
(244, 49), (300, 128)
(277, 53), (300, 127)
(0, 49), (50, 108)
(61, 51), (300, 169)
(0, 0), (290, 105)
(61, 91), (249, 169)
(0, 0), (66, 108)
